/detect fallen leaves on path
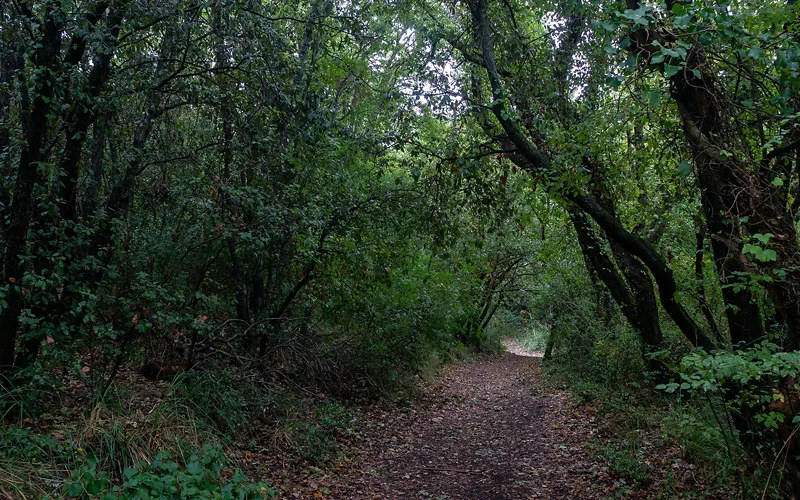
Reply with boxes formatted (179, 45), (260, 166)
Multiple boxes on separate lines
(256, 347), (735, 499)
(281, 353), (612, 499)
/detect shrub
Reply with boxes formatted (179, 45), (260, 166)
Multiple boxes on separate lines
(61, 444), (275, 499)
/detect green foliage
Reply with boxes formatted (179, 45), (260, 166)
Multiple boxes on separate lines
(2, 0), (800, 495)
(163, 371), (252, 439)
(61, 444), (274, 499)
(533, 274), (645, 384)
(511, 320), (549, 353)
(276, 401), (353, 465)
(650, 342), (800, 496)
(656, 342), (800, 435)
(0, 426), (80, 496)
(657, 342), (800, 394)
(598, 443), (652, 485)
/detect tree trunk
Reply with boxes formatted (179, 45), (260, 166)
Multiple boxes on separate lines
(84, 118), (108, 219)
(0, 5), (63, 371)
(569, 208), (638, 328)
(694, 229), (726, 345)
(57, 6), (123, 222)
(587, 163), (663, 349)
(465, 0), (714, 350)
(582, 251), (613, 323)
(623, 0), (792, 349)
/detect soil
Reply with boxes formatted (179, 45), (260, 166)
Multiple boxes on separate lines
(269, 341), (616, 499)
(261, 340), (733, 499)
(326, 352), (599, 499)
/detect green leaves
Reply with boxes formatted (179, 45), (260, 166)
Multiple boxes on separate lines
(64, 445), (276, 499)
(742, 243), (777, 262)
(641, 89), (661, 108)
(657, 341), (800, 391)
(673, 14), (692, 28)
(753, 233), (774, 245)
(187, 460), (203, 475)
(660, 46), (687, 60)
(618, 7), (653, 27)
(655, 342), (800, 433)
(747, 45), (763, 60)
(664, 63), (682, 78)
(743, 233), (777, 262)
(605, 74), (625, 88)
(755, 411), (785, 430)
(650, 52), (665, 64)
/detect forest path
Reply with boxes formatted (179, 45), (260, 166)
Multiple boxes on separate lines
(305, 341), (608, 499)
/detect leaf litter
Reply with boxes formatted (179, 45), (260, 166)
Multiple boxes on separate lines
(251, 344), (733, 499)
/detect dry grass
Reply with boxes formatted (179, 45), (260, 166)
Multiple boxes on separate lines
(0, 371), (224, 498)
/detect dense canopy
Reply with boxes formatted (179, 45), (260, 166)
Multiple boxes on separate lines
(2, 0), (800, 497)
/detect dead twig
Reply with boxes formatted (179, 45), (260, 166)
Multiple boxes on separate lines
(418, 467), (488, 476)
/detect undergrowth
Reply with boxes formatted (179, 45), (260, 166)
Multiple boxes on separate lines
(510, 299), (758, 498)
(540, 355), (749, 498)
(59, 444), (276, 499)
(0, 364), (357, 499)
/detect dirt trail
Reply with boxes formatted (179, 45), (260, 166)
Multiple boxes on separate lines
(313, 342), (608, 499)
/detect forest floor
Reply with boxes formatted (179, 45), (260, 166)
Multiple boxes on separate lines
(247, 339), (737, 499)
(261, 340), (630, 499)
(0, 337), (734, 498)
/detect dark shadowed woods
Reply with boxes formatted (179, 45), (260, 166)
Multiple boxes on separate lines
(1, 0), (800, 498)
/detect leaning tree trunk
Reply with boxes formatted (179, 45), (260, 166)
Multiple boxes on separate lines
(622, 0), (792, 349)
(568, 206), (664, 373)
(551, 5), (664, 353)
(621, 0), (800, 476)
(585, 160), (663, 349)
(465, 0), (715, 350)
